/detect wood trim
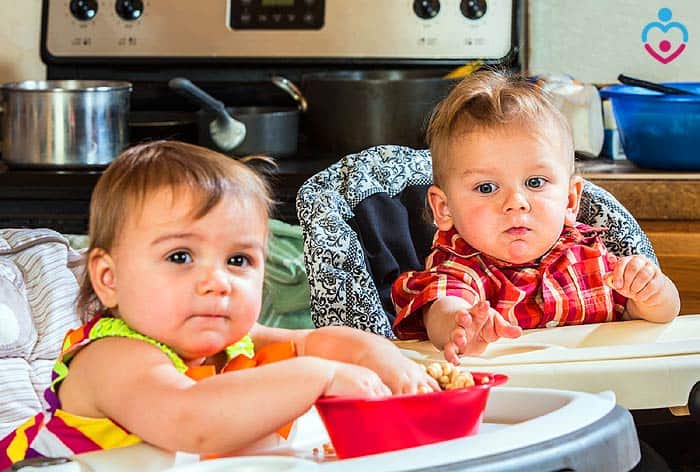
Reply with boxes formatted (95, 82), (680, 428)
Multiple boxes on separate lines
(587, 180), (700, 220)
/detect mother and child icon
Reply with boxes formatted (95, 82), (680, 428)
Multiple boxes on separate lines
(642, 7), (689, 64)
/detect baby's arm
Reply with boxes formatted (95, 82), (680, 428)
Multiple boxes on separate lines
(253, 324), (439, 395)
(423, 296), (522, 364)
(61, 336), (388, 455)
(607, 254), (680, 322)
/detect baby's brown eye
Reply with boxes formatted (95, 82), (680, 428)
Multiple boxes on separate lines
(167, 251), (191, 264)
(228, 255), (249, 267)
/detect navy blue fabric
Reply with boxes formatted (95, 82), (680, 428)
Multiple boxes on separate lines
(347, 186), (433, 324)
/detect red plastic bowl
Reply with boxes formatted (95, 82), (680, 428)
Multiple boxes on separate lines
(314, 372), (507, 459)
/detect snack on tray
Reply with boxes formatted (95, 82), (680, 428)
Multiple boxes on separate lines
(424, 362), (476, 390)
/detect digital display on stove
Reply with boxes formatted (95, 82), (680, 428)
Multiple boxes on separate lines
(261, 0), (294, 6)
(231, 0), (324, 30)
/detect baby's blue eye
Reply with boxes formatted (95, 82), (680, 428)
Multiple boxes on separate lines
(476, 183), (497, 194)
(228, 255), (249, 267)
(526, 177), (546, 189)
(167, 251), (192, 264)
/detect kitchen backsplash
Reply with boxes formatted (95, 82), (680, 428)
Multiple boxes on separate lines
(528, 0), (698, 84)
(0, 0), (44, 83)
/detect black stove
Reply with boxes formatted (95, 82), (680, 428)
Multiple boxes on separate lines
(0, 0), (520, 233)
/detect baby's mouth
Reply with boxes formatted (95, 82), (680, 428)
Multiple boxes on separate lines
(505, 226), (530, 236)
(190, 313), (228, 319)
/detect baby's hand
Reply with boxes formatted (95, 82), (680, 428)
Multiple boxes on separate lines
(324, 362), (391, 398)
(369, 348), (440, 395)
(444, 301), (522, 364)
(606, 254), (665, 304)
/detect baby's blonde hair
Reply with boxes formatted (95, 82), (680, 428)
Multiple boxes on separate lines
(427, 69), (574, 187)
(76, 140), (273, 321)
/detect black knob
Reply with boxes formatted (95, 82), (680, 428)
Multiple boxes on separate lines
(115, 0), (144, 21)
(413, 0), (440, 19)
(460, 0), (487, 19)
(69, 0), (98, 21)
(689, 381), (700, 420)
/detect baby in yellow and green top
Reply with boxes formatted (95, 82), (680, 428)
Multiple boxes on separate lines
(0, 141), (439, 467)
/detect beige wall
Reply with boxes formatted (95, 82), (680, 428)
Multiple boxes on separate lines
(528, 0), (698, 83)
(0, 0), (44, 83)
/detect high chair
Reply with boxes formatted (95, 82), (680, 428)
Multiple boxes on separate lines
(297, 145), (658, 337)
(297, 145), (699, 471)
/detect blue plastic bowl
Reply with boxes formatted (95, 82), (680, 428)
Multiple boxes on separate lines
(600, 83), (700, 170)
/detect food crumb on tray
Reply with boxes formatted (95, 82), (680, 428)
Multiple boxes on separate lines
(312, 442), (336, 457)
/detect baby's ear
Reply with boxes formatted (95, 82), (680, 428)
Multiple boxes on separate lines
(565, 175), (584, 226)
(427, 185), (453, 231)
(88, 248), (118, 309)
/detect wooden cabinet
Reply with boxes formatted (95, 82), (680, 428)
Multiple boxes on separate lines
(582, 162), (700, 314)
(642, 221), (700, 314)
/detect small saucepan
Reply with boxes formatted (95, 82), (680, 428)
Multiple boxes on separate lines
(169, 77), (306, 158)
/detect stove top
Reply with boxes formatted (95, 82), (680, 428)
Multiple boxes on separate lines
(8, 0), (519, 233)
(0, 150), (338, 233)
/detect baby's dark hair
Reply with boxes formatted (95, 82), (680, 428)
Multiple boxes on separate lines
(427, 69), (574, 187)
(76, 140), (273, 321)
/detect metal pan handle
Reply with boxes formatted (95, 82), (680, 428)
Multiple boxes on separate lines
(271, 76), (308, 112)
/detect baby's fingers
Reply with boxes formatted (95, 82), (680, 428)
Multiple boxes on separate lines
(374, 383), (392, 397)
(454, 308), (480, 344)
(469, 300), (492, 323)
(632, 271), (664, 303)
(607, 256), (657, 298)
(398, 368), (440, 395)
(450, 328), (468, 351)
(415, 373), (441, 394)
(467, 301), (492, 332)
(628, 262), (658, 295)
(454, 308), (473, 330)
(494, 313), (523, 339)
(607, 255), (632, 290)
(443, 341), (461, 365)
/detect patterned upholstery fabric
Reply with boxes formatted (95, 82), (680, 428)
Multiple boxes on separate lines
(297, 145), (657, 337)
(0, 229), (83, 439)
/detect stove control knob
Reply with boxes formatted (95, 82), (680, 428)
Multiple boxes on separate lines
(413, 0), (440, 19)
(115, 0), (144, 21)
(460, 0), (487, 20)
(69, 0), (98, 21)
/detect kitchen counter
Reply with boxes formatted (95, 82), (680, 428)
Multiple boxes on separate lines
(578, 159), (700, 314)
(578, 159), (700, 219)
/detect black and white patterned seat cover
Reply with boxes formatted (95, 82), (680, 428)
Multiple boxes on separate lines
(296, 145), (657, 337)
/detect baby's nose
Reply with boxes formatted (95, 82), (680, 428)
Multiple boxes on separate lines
(197, 267), (232, 295)
(503, 190), (530, 212)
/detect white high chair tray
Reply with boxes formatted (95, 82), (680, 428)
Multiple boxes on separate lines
(66, 386), (637, 472)
(396, 314), (700, 410)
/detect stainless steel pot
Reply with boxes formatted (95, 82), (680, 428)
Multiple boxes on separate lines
(301, 70), (459, 157)
(0, 80), (132, 168)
